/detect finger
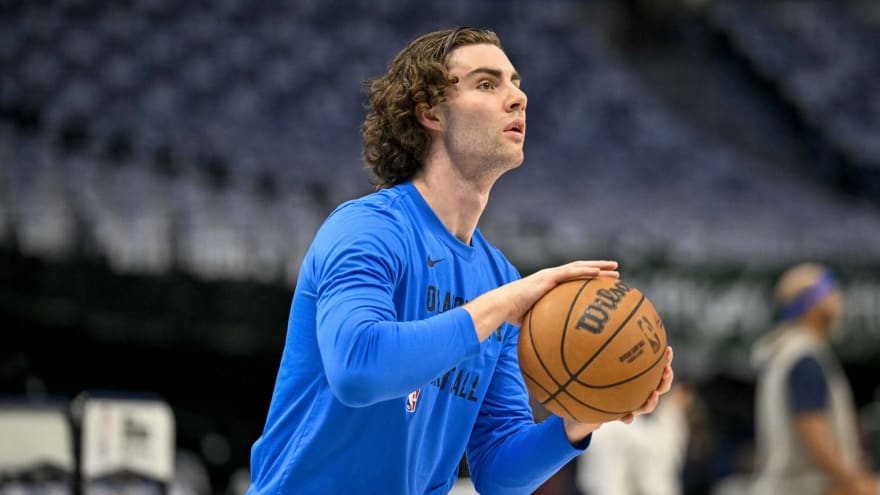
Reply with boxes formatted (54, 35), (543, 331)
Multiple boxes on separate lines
(652, 347), (674, 395)
(619, 413), (634, 424)
(553, 261), (619, 282)
(559, 267), (601, 282)
(633, 390), (660, 416)
(566, 269), (618, 281)
(576, 260), (618, 270)
(656, 364), (674, 395)
(560, 264), (601, 276)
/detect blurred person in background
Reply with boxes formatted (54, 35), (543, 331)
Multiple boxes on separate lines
(576, 383), (693, 495)
(751, 263), (877, 495)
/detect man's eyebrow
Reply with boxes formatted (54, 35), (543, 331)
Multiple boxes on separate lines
(464, 67), (522, 82)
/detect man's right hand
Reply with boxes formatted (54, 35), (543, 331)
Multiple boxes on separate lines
(463, 260), (619, 342)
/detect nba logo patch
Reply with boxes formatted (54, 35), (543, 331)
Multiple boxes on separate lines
(405, 388), (421, 413)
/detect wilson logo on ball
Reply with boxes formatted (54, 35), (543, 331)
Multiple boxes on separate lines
(575, 281), (633, 334)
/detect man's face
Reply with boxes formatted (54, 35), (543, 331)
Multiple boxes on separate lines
(437, 43), (527, 180)
(821, 288), (845, 334)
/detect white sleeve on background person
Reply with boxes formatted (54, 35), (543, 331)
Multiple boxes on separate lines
(576, 422), (634, 495)
(576, 401), (689, 495)
(630, 399), (690, 495)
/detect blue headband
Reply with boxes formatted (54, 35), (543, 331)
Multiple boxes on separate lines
(779, 270), (837, 320)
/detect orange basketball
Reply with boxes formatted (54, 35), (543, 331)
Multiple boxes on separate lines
(518, 277), (667, 423)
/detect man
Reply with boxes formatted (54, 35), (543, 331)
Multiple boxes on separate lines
(752, 263), (877, 495)
(247, 27), (673, 494)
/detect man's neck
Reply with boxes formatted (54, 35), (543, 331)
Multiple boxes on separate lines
(799, 312), (830, 338)
(412, 162), (495, 245)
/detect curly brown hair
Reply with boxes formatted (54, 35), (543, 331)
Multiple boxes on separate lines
(361, 27), (502, 189)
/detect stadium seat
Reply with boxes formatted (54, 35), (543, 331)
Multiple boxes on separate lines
(0, 400), (75, 495)
(74, 394), (175, 495)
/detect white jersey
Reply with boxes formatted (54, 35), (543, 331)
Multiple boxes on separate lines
(576, 397), (689, 495)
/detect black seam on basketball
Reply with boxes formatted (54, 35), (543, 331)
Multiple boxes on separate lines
(520, 368), (554, 399)
(556, 391), (583, 423)
(560, 279), (594, 377)
(559, 388), (632, 415)
(541, 294), (646, 406)
(574, 344), (668, 389)
(528, 302), (565, 398)
(522, 364), (578, 420)
(539, 387), (579, 421)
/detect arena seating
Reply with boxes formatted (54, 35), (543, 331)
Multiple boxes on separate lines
(709, 0), (880, 190)
(1, 0), (879, 284)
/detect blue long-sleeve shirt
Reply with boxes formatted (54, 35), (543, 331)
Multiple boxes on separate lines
(248, 182), (588, 494)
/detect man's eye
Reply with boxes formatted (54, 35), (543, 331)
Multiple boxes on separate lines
(477, 81), (494, 90)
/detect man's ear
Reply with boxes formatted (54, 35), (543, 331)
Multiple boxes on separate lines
(415, 102), (442, 132)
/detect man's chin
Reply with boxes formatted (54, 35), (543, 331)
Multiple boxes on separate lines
(485, 149), (525, 176)
(508, 149), (525, 168)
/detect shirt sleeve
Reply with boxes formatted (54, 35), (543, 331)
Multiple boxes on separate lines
(466, 323), (589, 495)
(312, 205), (481, 407)
(787, 355), (828, 415)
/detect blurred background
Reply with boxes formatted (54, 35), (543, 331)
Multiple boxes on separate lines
(1, 0), (879, 493)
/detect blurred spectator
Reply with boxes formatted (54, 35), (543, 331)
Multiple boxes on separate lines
(576, 384), (694, 495)
(751, 263), (877, 495)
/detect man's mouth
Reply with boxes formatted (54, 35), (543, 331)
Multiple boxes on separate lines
(504, 119), (526, 138)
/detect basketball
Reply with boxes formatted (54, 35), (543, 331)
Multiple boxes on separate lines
(518, 277), (667, 423)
